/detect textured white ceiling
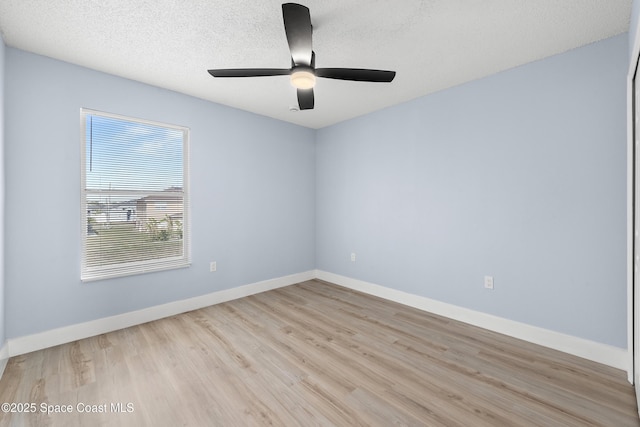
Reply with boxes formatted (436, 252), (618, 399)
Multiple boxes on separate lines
(0, 0), (632, 128)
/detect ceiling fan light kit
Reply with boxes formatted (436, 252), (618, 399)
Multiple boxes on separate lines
(290, 68), (316, 89)
(208, 3), (396, 110)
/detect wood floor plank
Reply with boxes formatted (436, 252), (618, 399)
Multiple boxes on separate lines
(0, 280), (637, 426)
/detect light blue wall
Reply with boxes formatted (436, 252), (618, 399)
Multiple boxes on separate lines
(3, 33), (630, 349)
(631, 0), (640, 57)
(4, 48), (315, 338)
(0, 36), (5, 348)
(316, 34), (628, 348)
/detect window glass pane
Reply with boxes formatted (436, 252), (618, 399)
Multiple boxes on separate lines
(81, 110), (189, 281)
(86, 115), (183, 192)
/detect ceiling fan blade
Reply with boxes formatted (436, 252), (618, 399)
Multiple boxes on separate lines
(316, 68), (396, 83)
(297, 88), (314, 110)
(282, 3), (313, 66)
(208, 68), (290, 78)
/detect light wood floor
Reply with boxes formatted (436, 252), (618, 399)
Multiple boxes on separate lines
(0, 279), (638, 426)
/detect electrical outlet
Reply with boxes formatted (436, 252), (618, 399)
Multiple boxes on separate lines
(351, 253), (356, 262)
(210, 261), (217, 272)
(484, 275), (494, 290)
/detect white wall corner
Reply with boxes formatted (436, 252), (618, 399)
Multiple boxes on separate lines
(0, 342), (9, 382)
(7, 270), (316, 358)
(314, 270), (629, 371)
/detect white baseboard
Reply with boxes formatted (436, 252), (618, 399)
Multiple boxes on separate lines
(3, 269), (628, 373)
(7, 270), (315, 358)
(315, 270), (629, 371)
(636, 376), (640, 417)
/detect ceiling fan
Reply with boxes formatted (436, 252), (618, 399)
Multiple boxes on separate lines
(208, 3), (396, 111)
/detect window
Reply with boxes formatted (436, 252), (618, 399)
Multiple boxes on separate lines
(81, 109), (190, 281)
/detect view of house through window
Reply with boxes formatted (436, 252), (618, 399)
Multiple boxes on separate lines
(81, 109), (190, 281)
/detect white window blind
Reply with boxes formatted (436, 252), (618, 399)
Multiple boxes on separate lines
(80, 109), (190, 281)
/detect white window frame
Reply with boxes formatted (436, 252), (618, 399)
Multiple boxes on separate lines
(80, 108), (191, 281)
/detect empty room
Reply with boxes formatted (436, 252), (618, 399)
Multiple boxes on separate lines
(0, 0), (639, 425)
